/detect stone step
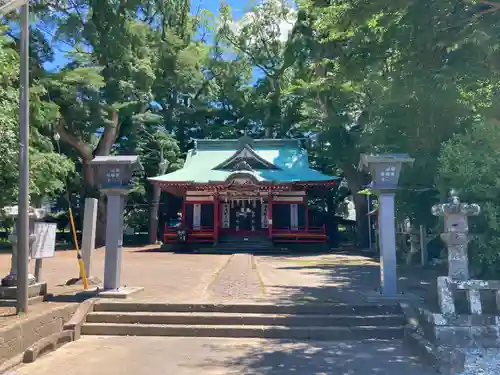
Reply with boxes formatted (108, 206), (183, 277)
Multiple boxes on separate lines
(215, 244), (274, 249)
(81, 323), (405, 340)
(86, 311), (406, 327)
(93, 302), (403, 316)
(216, 242), (274, 248)
(196, 248), (288, 255)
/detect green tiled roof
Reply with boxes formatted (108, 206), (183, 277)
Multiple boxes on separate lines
(149, 138), (338, 184)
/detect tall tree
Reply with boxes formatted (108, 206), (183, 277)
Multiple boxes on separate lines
(0, 29), (73, 208)
(218, 0), (298, 137)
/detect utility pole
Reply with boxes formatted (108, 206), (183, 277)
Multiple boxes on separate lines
(17, 1), (30, 314)
(0, 0), (32, 314)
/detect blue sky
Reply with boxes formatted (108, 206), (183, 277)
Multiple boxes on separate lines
(44, 0), (249, 72)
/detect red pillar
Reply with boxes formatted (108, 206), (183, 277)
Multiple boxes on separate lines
(213, 196), (219, 242)
(304, 194), (309, 233)
(268, 195), (273, 239)
(181, 198), (186, 227)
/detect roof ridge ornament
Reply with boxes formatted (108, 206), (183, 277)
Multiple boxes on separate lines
(238, 134), (254, 149)
(232, 160), (254, 171)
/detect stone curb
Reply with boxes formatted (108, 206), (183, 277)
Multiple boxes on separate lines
(22, 330), (74, 363)
(0, 353), (24, 375)
(399, 302), (467, 375)
(0, 299), (98, 373)
(63, 298), (98, 340)
(404, 329), (442, 372)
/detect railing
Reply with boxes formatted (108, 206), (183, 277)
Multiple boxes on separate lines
(437, 276), (500, 315)
(163, 224), (215, 244)
(163, 223), (328, 244)
(271, 225), (327, 243)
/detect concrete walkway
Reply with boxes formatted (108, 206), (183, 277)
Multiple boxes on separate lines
(0, 248), (443, 374)
(9, 336), (435, 375)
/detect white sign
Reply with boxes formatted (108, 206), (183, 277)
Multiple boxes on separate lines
(0, 0), (25, 15)
(32, 223), (57, 259)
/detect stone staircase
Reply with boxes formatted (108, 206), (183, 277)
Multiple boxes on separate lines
(199, 235), (284, 254)
(81, 301), (407, 340)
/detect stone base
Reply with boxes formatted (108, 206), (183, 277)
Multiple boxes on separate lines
(98, 286), (144, 299)
(407, 336), (500, 375)
(65, 276), (102, 287)
(458, 347), (500, 375)
(0, 295), (45, 307)
(2, 273), (37, 287)
(364, 291), (424, 304)
(0, 282), (47, 300)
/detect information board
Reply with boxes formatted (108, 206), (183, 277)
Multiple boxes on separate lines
(32, 222), (57, 259)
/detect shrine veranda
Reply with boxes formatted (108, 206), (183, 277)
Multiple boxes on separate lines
(149, 137), (339, 246)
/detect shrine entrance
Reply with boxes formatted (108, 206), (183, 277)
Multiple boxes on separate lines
(227, 199), (263, 233)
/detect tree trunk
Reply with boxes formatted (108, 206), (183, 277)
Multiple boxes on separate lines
(57, 113), (121, 249)
(343, 162), (369, 248)
(149, 185), (161, 244)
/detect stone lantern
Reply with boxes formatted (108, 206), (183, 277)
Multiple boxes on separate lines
(1, 205), (47, 287)
(432, 192), (480, 281)
(90, 155), (143, 295)
(359, 153), (414, 296)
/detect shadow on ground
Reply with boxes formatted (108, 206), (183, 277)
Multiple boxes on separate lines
(193, 339), (431, 375)
(196, 251), (442, 374)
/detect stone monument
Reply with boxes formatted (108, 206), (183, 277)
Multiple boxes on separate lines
(359, 153), (414, 296)
(0, 205), (48, 304)
(1, 205), (47, 286)
(405, 197), (500, 375)
(432, 192), (480, 281)
(90, 155), (144, 298)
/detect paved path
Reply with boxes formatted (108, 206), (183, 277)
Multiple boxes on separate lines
(9, 336), (435, 375)
(205, 254), (263, 302)
(0, 247), (443, 307)
(0, 249), (444, 374)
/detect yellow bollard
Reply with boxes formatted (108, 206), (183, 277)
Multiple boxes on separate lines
(68, 206), (89, 290)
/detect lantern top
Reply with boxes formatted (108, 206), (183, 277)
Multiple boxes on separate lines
(359, 153), (414, 169)
(90, 155), (143, 170)
(431, 193), (481, 217)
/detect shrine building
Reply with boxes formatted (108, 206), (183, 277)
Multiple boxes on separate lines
(149, 136), (339, 247)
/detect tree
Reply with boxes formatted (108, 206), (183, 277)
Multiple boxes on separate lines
(32, 0), (188, 244)
(0, 29), (73, 209)
(218, 0), (298, 137)
(283, 0), (500, 247)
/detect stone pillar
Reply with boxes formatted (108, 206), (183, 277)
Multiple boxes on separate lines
(90, 155), (143, 297)
(432, 193), (480, 281)
(81, 198), (98, 279)
(378, 192), (398, 295)
(103, 193), (126, 290)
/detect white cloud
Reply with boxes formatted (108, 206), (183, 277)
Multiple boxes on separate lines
(230, 0), (297, 43)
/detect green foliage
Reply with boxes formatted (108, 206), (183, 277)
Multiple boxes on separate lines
(0, 30), (74, 208)
(0, 0), (500, 266)
(438, 120), (500, 276)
